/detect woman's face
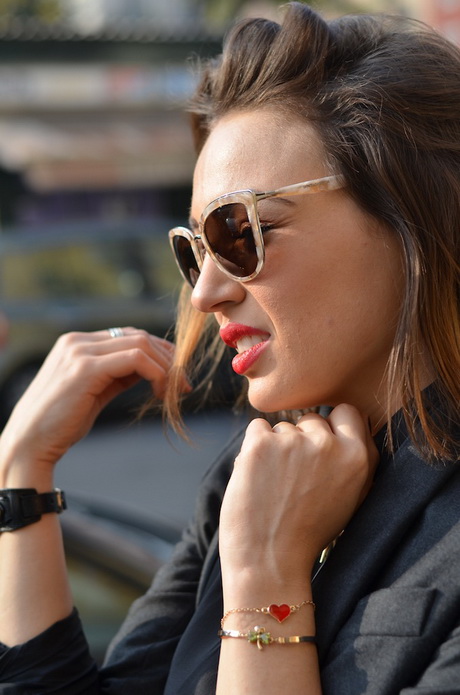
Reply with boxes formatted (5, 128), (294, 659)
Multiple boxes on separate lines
(190, 109), (404, 425)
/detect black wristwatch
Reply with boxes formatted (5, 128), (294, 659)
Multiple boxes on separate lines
(0, 488), (67, 532)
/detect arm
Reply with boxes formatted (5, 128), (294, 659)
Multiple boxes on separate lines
(0, 328), (180, 647)
(0, 388), (240, 694)
(216, 406), (378, 694)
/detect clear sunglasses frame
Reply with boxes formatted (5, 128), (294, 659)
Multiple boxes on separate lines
(169, 174), (345, 287)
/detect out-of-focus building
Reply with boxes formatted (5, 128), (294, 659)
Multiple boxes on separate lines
(313, 0), (460, 39)
(0, 0), (221, 229)
(411, 0), (460, 44)
(360, 0), (460, 42)
(0, 0), (457, 231)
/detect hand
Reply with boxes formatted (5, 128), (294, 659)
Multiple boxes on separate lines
(0, 328), (186, 474)
(219, 404), (379, 585)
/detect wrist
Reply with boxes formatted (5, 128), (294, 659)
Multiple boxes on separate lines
(0, 446), (54, 491)
(221, 552), (316, 596)
(221, 582), (316, 644)
(0, 426), (55, 491)
(0, 463), (54, 492)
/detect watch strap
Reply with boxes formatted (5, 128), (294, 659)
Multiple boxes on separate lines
(0, 488), (67, 532)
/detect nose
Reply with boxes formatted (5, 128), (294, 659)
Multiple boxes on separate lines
(191, 253), (246, 314)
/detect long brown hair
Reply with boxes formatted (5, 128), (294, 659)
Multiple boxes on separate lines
(164, 2), (460, 461)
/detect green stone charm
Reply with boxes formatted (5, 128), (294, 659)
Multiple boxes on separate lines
(248, 626), (272, 650)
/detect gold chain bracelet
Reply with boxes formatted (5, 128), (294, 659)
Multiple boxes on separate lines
(221, 599), (315, 628)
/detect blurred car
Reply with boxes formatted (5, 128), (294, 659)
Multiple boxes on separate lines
(0, 218), (181, 423)
(63, 493), (181, 664)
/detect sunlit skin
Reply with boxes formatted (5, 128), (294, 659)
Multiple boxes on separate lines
(190, 109), (405, 431)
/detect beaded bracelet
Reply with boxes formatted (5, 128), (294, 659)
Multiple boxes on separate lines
(221, 599), (315, 628)
(218, 626), (316, 650)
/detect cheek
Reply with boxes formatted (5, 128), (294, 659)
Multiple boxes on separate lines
(265, 233), (403, 354)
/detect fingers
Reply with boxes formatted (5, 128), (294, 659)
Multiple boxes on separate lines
(248, 406), (374, 450)
(275, 412), (330, 435)
(326, 404), (379, 475)
(24, 326), (187, 429)
(54, 328), (180, 391)
(243, 417), (273, 435)
(74, 327), (174, 357)
(94, 326), (175, 350)
(326, 403), (368, 440)
(87, 348), (175, 401)
(277, 407), (376, 458)
(90, 349), (169, 385)
(81, 329), (175, 373)
(0, 327), (185, 472)
(327, 404), (379, 501)
(239, 406), (378, 522)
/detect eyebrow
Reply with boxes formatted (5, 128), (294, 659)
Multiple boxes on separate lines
(257, 196), (297, 208)
(187, 193), (298, 229)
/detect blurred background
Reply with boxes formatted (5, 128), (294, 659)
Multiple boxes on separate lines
(0, 0), (458, 420)
(0, 0), (458, 663)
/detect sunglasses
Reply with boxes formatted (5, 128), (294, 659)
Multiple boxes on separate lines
(169, 174), (345, 288)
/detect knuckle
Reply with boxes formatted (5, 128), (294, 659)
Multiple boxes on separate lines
(128, 347), (143, 360)
(56, 331), (80, 348)
(127, 346), (152, 366)
(132, 331), (151, 351)
(241, 428), (271, 459)
(309, 427), (333, 451)
(296, 411), (322, 425)
(335, 402), (360, 419)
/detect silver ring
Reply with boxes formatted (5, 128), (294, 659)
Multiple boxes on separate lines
(108, 327), (124, 338)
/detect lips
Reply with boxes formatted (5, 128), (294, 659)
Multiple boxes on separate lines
(219, 323), (270, 375)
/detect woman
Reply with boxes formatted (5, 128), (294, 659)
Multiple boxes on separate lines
(0, 3), (459, 693)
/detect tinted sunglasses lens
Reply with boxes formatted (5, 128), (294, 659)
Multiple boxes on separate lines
(172, 235), (200, 287)
(204, 202), (257, 278)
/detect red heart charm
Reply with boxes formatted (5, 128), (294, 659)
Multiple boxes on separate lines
(268, 604), (291, 623)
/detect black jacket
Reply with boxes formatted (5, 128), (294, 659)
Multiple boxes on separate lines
(1, 413), (459, 694)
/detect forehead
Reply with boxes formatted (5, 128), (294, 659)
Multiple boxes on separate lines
(191, 109), (328, 212)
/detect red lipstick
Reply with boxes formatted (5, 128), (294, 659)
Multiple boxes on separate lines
(219, 323), (270, 376)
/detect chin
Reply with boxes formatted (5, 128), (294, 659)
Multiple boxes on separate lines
(246, 383), (312, 415)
